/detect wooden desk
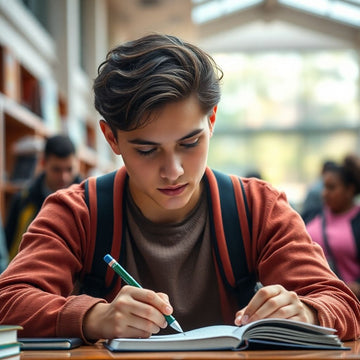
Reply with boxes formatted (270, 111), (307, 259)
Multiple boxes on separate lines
(19, 341), (360, 360)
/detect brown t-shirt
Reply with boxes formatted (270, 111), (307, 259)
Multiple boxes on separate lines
(124, 188), (223, 332)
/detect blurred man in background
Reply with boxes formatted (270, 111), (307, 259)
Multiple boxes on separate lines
(5, 134), (81, 260)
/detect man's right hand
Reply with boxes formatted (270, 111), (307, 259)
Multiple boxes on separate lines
(83, 285), (173, 340)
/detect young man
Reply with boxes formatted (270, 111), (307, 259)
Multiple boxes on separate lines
(5, 134), (81, 260)
(0, 34), (359, 343)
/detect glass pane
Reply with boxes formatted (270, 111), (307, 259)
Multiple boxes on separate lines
(213, 51), (359, 130)
(20, 0), (50, 32)
(207, 50), (360, 209)
(278, 0), (328, 15)
(279, 0), (360, 27)
(192, 0), (262, 23)
(330, 1), (360, 26)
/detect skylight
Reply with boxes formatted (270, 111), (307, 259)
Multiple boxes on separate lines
(192, 0), (262, 24)
(192, 0), (360, 27)
(279, 0), (360, 27)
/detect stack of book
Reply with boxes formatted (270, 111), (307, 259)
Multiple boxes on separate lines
(0, 325), (22, 359)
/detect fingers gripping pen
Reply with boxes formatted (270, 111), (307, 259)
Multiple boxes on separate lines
(103, 254), (183, 333)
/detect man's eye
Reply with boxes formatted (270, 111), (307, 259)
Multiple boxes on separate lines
(136, 148), (156, 156)
(182, 138), (200, 148)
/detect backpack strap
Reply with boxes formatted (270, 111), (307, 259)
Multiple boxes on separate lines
(81, 169), (127, 297)
(82, 167), (257, 307)
(351, 211), (360, 262)
(204, 168), (257, 308)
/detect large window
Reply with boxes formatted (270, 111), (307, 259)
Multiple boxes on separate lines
(208, 51), (360, 209)
(21, 0), (49, 32)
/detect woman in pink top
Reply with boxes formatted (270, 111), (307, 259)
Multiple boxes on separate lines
(306, 155), (360, 298)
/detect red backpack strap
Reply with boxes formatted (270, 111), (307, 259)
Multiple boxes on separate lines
(81, 167), (127, 298)
(204, 168), (257, 310)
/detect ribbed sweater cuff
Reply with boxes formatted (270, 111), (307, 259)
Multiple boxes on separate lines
(56, 294), (106, 343)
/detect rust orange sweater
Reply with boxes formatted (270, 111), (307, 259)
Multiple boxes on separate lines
(0, 167), (359, 341)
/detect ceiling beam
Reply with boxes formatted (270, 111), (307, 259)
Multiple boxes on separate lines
(196, 1), (360, 48)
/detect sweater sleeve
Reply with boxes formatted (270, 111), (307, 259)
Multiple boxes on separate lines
(243, 178), (360, 341)
(0, 183), (106, 341)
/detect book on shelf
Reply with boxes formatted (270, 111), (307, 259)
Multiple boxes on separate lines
(105, 318), (347, 352)
(20, 66), (42, 117)
(19, 337), (83, 350)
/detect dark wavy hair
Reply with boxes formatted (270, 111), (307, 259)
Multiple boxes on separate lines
(93, 34), (223, 132)
(44, 135), (76, 159)
(324, 154), (360, 195)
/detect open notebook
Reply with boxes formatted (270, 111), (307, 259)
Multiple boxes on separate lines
(105, 318), (347, 352)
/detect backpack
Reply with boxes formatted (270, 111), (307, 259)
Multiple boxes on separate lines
(81, 167), (258, 309)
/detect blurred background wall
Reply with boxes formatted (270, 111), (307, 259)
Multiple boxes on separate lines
(0, 0), (359, 220)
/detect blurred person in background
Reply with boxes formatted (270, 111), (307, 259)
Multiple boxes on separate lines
(301, 159), (336, 224)
(5, 134), (82, 260)
(306, 154), (360, 298)
(245, 170), (263, 180)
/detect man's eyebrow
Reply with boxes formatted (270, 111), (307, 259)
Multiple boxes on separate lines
(128, 129), (204, 145)
(179, 128), (203, 141)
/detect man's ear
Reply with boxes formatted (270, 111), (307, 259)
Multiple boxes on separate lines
(209, 106), (217, 136)
(99, 120), (121, 155)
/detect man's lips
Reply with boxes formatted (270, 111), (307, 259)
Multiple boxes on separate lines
(158, 184), (188, 196)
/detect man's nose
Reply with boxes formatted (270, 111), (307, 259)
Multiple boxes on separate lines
(61, 170), (73, 184)
(160, 153), (184, 181)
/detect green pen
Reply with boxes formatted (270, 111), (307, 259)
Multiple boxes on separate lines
(103, 254), (183, 333)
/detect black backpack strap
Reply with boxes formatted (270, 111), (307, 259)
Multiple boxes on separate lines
(82, 166), (257, 305)
(204, 169), (257, 308)
(81, 171), (118, 297)
(351, 212), (360, 262)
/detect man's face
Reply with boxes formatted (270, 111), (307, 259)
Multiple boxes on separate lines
(103, 95), (215, 223)
(43, 154), (78, 192)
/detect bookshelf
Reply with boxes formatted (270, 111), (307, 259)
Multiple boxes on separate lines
(0, 42), (51, 222)
(0, 0), (116, 225)
(0, 43), (107, 224)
